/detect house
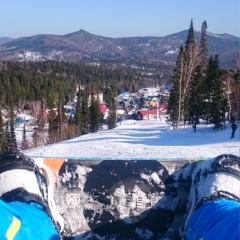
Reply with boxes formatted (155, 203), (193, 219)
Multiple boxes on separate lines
(136, 104), (168, 120)
(136, 109), (158, 120)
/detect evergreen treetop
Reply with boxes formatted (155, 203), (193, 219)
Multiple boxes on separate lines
(185, 19), (195, 48)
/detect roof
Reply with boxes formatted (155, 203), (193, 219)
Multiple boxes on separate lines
(138, 109), (157, 115)
(99, 104), (107, 114)
(138, 104), (168, 115)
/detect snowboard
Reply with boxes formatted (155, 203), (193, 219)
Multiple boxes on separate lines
(35, 158), (195, 239)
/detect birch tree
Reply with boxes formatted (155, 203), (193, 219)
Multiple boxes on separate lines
(168, 20), (203, 128)
(224, 69), (234, 120)
(181, 41), (203, 122)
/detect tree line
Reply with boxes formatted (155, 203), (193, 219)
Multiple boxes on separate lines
(0, 60), (166, 108)
(167, 20), (240, 130)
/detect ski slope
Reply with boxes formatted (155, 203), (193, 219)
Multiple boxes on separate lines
(24, 119), (240, 160)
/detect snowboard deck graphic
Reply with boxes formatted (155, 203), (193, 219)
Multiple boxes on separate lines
(35, 158), (195, 239)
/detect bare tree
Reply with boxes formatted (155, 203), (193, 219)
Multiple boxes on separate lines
(224, 69), (234, 120)
(30, 100), (48, 147)
(176, 43), (203, 128)
(176, 48), (185, 128)
(29, 101), (42, 127)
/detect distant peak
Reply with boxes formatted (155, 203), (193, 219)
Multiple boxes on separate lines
(78, 29), (91, 35)
(63, 29), (92, 38)
(78, 29), (88, 33)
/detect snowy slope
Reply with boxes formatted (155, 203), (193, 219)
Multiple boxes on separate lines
(23, 119), (240, 160)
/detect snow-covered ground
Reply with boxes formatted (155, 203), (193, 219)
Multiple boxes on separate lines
(23, 118), (239, 160)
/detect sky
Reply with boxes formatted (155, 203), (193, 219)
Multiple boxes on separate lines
(1, 0), (239, 39)
(22, 118), (240, 160)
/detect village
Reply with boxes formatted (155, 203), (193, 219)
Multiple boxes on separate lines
(1, 85), (171, 131)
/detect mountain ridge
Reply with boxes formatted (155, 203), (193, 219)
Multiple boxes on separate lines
(0, 29), (239, 68)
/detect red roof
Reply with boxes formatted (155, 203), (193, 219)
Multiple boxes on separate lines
(99, 104), (107, 114)
(138, 109), (157, 115)
(138, 104), (168, 115)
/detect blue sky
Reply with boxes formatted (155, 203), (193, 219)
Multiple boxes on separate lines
(1, 0), (239, 38)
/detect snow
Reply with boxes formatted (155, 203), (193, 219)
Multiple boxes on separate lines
(165, 49), (178, 55)
(23, 118), (239, 160)
(18, 50), (63, 61)
(207, 32), (222, 38)
(116, 46), (123, 51)
(13, 118), (240, 238)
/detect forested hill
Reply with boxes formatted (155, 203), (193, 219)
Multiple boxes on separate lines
(0, 30), (239, 68)
(0, 61), (165, 108)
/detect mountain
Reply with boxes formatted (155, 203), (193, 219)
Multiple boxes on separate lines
(0, 29), (239, 68)
(0, 37), (13, 45)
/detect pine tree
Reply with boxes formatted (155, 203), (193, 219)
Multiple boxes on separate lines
(89, 93), (102, 132)
(21, 123), (29, 150)
(107, 89), (117, 129)
(185, 19), (195, 48)
(188, 66), (205, 131)
(168, 46), (185, 128)
(0, 107), (3, 132)
(205, 55), (227, 127)
(8, 104), (18, 153)
(0, 123), (9, 154)
(139, 92), (145, 109)
(203, 56), (214, 123)
(0, 107), (4, 140)
(232, 70), (240, 122)
(200, 20), (208, 74)
(0, 107), (8, 154)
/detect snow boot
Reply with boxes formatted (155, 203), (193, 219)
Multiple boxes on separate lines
(0, 151), (61, 236)
(181, 154), (240, 238)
